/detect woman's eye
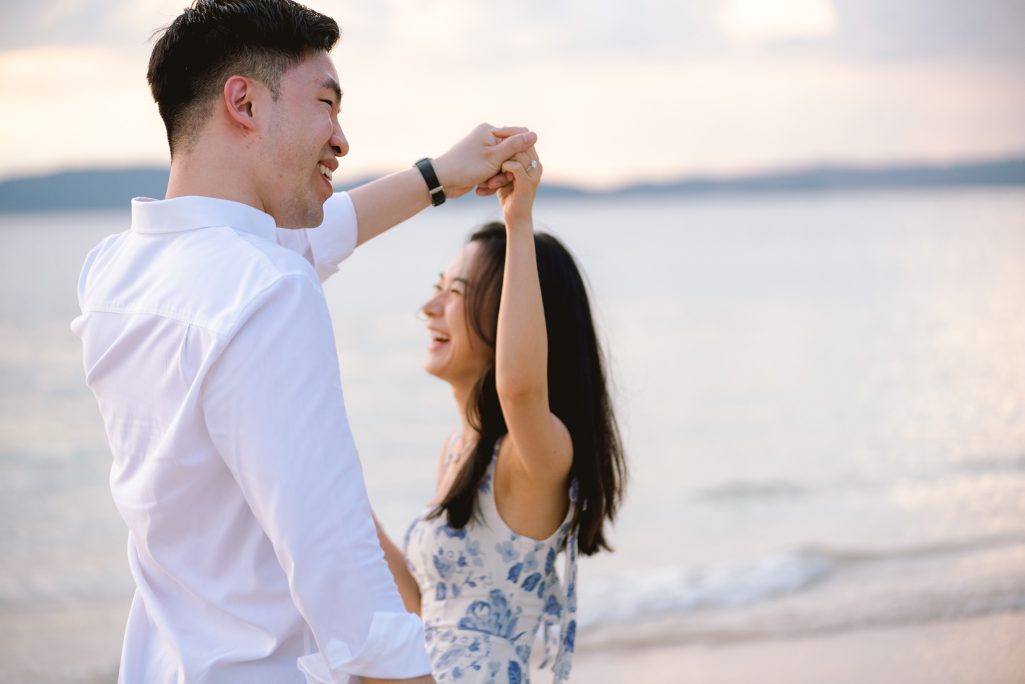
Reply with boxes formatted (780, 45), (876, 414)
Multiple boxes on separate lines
(320, 99), (334, 108)
(450, 287), (463, 296)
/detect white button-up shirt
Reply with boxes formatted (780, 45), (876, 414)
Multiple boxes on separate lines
(71, 194), (431, 684)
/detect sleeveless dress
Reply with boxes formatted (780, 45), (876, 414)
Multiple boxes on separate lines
(403, 437), (578, 683)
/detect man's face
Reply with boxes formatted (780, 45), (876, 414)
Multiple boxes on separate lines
(257, 51), (347, 228)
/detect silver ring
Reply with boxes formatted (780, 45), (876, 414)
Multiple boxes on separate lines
(528, 160), (539, 170)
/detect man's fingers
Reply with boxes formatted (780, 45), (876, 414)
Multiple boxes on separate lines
(493, 131), (538, 161)
(484, 172), (512, 190)
(491, 126), (529, 139)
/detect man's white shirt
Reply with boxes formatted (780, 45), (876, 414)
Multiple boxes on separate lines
(71, 194), (431, 683)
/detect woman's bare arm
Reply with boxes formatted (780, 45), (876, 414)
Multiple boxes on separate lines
(493, 156), (573, 485)
(372, 513), (421, 615)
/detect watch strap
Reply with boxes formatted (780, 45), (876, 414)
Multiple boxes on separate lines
(414, 157), (446, 207)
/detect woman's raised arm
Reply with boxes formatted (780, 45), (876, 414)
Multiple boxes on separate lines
(493, 156), (573, 486)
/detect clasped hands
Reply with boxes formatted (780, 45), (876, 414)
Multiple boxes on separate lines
(431, 123), (542, 225)
(431, 124), (541, 196)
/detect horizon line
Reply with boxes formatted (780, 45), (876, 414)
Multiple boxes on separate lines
(2, 151), (1025, 192)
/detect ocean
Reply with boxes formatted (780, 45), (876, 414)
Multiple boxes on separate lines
(1, 187), (1024, 682)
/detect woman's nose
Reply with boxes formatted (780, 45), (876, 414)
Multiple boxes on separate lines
(421, 296), (441, 318)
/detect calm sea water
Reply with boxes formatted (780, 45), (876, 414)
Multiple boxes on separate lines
(1, 188), (1024, 681)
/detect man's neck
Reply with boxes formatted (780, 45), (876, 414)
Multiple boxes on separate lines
(165, 149), (264, 212)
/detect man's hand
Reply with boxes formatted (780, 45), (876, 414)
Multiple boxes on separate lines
(431, 124), (538, 199)
(345, 125), (536, 247)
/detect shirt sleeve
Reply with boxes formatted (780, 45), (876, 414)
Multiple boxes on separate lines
(276, 192), (359, 283)
(201, 272), (431, 683)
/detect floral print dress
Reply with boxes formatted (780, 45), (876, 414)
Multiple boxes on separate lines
(404, 437), (578, 683)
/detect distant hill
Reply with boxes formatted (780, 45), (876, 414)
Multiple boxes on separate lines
(1, 157), (1023, 213)
(0, 168), (172, 213)
(603, 157), (1025, 196)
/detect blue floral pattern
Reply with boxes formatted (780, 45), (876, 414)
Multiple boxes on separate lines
(405, 437), (578, 683)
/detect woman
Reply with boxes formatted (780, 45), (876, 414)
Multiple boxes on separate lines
(376, 152), (626, 683)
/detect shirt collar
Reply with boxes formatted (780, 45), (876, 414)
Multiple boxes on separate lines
(131, 195), (277, 243)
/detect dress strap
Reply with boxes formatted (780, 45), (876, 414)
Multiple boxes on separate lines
(540, 479), (578, 683)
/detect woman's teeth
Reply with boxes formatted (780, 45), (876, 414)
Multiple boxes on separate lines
(318, 164), (333, 181)
(431, 333), (450, 343)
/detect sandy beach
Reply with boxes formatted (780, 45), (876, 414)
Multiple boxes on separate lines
(565, 612), (1025, 684)
(4, 608), (1023, 683)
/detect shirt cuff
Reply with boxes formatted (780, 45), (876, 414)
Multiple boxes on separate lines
(297, 611), (432, 684)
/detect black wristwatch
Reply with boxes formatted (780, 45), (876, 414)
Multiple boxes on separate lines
(414, 157), (446, 207)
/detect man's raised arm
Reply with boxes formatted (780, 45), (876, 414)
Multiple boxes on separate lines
(279, 125), (536, 283)
(349, 124), (537, 246)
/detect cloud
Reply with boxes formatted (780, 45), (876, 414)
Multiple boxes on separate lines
(324, 0), (728, 63)
(0, 0), (1023, 184)
(4, 0), (1023, 63)
(331, 0), (1025, 64)
(828, 0), (1025, 61)
(718, 0), (838, 44)
(0, 0), (186, 52)
(0, 44), (167, 178)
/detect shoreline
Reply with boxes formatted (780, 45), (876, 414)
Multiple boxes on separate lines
(562, 611), (1025, 684)
(3, 606), (1024, 682)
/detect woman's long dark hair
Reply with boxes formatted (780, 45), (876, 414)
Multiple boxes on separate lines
(428, 222), (626, 555)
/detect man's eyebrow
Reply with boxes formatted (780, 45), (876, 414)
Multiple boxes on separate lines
(321, 78), (343, 103)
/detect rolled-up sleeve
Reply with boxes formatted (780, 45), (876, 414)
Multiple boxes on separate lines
(277, 192), (359, 283)
(202, 272), (431, 683)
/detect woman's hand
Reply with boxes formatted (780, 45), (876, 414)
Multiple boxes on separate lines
(496, 150), (542, 229)
(432, 124), (537, 199)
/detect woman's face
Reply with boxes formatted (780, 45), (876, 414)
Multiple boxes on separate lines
(421, 242), (494, 387)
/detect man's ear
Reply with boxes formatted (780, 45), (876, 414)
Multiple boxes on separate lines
(222, 75), (259, 132)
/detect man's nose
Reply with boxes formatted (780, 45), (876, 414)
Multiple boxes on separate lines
(330, 123), (348, 157)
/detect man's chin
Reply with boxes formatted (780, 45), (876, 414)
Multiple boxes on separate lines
(275, 203), (325, 230)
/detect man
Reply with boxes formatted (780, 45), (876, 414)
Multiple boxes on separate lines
(70, 1), (537, 682)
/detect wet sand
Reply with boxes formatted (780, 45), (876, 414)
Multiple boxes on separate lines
(562, 612), (1025, 684)
(4, 608), (1024, 682)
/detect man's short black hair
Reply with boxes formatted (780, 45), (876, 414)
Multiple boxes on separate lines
(147, 0), (340, 156)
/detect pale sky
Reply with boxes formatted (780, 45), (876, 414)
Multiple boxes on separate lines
(1, 0), (1023, 187)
